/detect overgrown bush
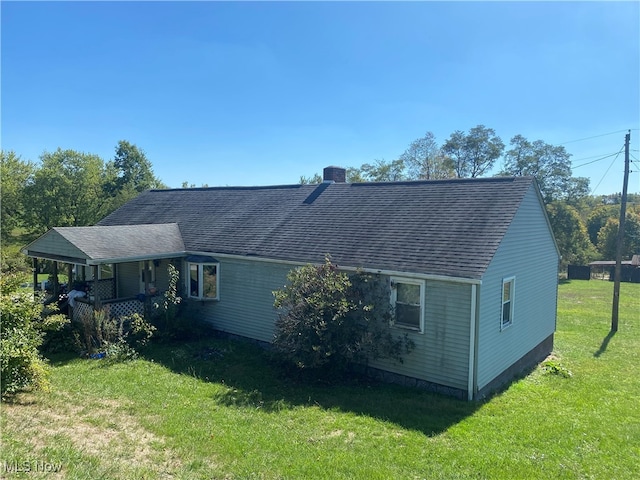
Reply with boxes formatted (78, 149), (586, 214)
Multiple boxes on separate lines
(73, 309), (155, 361)
(1, 273), (67, 398)
(272, 256), (413, 377)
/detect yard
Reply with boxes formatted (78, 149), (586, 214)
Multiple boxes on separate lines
(1, 280), (638, 479)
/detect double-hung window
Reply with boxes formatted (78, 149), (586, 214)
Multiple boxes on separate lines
(391, 278), (425, 333)
(501, 277), (515, 330)
(187, 261), (219, 300)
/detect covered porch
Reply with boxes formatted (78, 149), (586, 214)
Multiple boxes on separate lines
(22, 223), (187, 321)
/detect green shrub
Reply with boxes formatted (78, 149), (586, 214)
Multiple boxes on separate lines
(542, 359), (573, 378)
(74, 309), (155, 361)
(272, 256), (413, 377)
(1, 273), (67, 397)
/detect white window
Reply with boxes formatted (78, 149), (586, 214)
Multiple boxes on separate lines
(501, 277), (515, 330)
(188, 262), (219, 300)
(390, 278), (425, 333)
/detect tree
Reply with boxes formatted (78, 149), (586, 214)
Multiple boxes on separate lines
(23, 149), (110, 233)
(299, 173), (323, 184)
(546, 202), (596, 266)
(587, 205), (618, 246)
(501, 135), (589, 204)
(596, 211), (640, 260)
(272, 257), (412, 376)
(0, 151), (33, 241)
(400, 132), (454, 180)
(360, 158), (406, 182)
(442, 125), (504, 178)
(105, 141), (166, 202)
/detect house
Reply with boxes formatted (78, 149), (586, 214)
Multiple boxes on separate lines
(23, 167), (560, 400)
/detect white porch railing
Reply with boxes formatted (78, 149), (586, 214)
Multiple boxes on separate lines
(72, 297), (145, 322)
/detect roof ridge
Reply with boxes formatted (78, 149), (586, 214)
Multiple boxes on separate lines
(350, 176), (532, 187)
(150, 184), (305, 192)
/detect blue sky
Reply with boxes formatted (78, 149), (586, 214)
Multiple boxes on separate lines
(2, 1), (639, 194)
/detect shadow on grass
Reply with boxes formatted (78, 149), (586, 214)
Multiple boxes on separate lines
(140, 334), (480, 437)
(594, 330), (616, 358)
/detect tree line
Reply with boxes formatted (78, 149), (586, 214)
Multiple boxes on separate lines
(2, 129), (638, 268)
(301, 126), (640, 267)
(1, 141), (165, 241)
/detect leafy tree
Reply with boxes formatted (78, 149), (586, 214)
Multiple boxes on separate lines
(400, 131), (454, 180)
(546, 202), (597, 266)
(587, 205), (618, 246)
(104, 141), (166, 204)
(0, 151), (33, 241)
(596, 211), (640, 260)
(299, 173), (323, 184)
(501, 135), (589, 204)
(442, 125), (504, 178)
(1, 273), (67, 397)
(23, 149), (110, 233)
(273, 257), (412, 376)
(360, 158), (406, 182)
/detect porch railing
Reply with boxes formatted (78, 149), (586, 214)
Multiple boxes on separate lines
(72, 296), (145, 322)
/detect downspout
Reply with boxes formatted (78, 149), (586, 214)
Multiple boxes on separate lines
(468, 284), (478, 401)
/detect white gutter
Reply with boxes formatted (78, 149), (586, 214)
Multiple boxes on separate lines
(84, 251), (187, 265)
(191, 251), (483, 285)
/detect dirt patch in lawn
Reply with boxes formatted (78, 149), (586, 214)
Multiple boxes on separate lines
(2, 391), (182, 477)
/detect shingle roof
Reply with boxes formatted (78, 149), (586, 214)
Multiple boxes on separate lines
(97, 176), (538, 279)
(25, 224), (185, 263)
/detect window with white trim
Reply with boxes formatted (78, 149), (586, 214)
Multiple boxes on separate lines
(188, 262), (219, 300)
(501, 277), (515, 330)
(390, 278), (425, 333)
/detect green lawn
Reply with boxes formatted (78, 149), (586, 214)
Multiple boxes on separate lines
(1, 280), (638, 479)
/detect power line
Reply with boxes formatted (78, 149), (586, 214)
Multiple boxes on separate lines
(571, 147), (624, 168)
(559, 130), (630, 145)
(590, 148), (624, 195)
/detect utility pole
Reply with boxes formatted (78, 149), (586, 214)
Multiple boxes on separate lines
(611, 130), (631, 332)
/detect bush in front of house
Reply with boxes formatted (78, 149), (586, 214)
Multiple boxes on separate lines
(73, 309), (156, 362)
(1, 273), (67, 398)
(272, 256), (413, 379)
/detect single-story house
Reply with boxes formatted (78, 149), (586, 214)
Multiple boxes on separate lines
(23, 167), (560, 400)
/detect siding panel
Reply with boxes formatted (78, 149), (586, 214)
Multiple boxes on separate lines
(117, 262), (140, 297)
(195, 258), (292, 343)
(476, 185), (558, 390)
(370, 280), (472, 390)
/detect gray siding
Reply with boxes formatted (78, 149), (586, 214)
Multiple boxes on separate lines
(28, 230), (87, 260)
(193, 258), (293, 343)
(117, 262), (140, 298)
(369, 280), (472, 390)
(476, 185), (558, 390)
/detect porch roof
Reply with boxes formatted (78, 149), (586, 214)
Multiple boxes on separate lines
(23, 223), (186, 265)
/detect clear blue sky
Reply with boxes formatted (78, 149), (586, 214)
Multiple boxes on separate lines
(2, 1), (639, 194)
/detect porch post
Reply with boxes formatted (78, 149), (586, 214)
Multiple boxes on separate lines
(144, 260), (150, 294)
(93, 265), (100, 309)
(32, 258), (38, 294)
(67, 264), (73, 290)
(145, 260), (151, 317)
(52, 261), (59, 297)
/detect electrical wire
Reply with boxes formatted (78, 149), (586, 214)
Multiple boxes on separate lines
(573, 147), (625, 169)
(559, 130), (630, 145)
(590, 148), (624, 194)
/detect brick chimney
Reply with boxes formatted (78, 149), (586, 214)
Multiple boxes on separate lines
(323, 166), (346, 183)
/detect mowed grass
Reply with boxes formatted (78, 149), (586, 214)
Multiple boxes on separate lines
(1, 280), (638, 479)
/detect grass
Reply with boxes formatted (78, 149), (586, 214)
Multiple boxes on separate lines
(1, 280), (638, 479)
